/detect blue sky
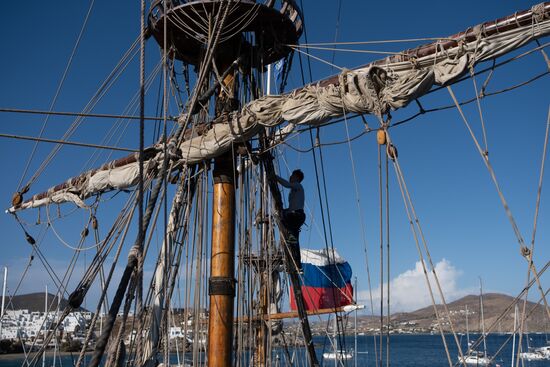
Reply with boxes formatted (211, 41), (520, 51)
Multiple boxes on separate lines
(0, 1), (548, 313)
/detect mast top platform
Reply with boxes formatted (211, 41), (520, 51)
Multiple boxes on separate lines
(148, 0), (303, 66)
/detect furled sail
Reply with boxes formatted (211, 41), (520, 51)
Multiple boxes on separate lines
(178, 4), (550, 160)
(7, 149), (160, 212)
(8, 3), (550, 213)
(289, 249), (354, 311)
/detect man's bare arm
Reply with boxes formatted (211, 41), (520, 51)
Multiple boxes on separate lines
(276, 175), (291, 188)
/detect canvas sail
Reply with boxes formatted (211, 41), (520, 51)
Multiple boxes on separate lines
(7, 4), (550, 214)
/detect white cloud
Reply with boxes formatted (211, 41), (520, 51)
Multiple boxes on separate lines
(358, 259), (470, 313)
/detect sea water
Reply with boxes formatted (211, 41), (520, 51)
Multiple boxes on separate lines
(0, 334), (548, 366)
(310, 333), (550, 367)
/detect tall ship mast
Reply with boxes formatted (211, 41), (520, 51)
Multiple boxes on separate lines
(1, 1), (549, 367)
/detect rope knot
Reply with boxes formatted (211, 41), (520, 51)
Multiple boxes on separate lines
(456, 38), (470, 62)
(409, 55), (420, 69)
(11, 192), (23, 207)
(531, 3), (546, 22)
(521, 246), (531, 258)
(471, 24), (483, 41)
(337, 68), (352, 107)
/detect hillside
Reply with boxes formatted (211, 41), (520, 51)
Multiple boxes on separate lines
(354, 293), (548, 333)
(3, 293), (88, 313)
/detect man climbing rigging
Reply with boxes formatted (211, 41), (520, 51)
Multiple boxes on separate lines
(276, 169), (305, 272)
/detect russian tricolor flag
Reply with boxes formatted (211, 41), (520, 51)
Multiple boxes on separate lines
(290, 249), (354, 311)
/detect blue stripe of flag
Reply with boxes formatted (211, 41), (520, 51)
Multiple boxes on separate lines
(300, 262), (352, 288)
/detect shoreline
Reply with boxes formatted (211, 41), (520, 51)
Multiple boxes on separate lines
(0, 351), (92, 361)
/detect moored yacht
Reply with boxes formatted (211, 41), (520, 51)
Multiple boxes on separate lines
(458, 350), (492, 366)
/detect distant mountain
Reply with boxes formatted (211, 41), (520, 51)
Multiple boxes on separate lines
(4, 293), (89, 313)
(355, 293), (549, 333)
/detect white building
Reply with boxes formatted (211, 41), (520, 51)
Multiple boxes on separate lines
(1, 309), (89, 340)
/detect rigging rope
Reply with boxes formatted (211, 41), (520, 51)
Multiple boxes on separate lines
(291, 44), (409, 56)
(469, 67), (489, 155)
(385, 130), (390, 367)
(383, 128), (467, 367)
(377, 136), (384, 367)
(27, 190), (140, 367)
(136, 0), (146, 349)
(17, 0), (96, 192)
(290, 46), (344, 71)
(447, 86), (550, 320)
(0, 133), (137, 152)
(288, 37), (463, 47)
(22, 35), (142, 191)
(46, 205), (103, 251)
(515, 106), (550, 367)
(343, 113), (380, 365)
(0, 107), (169, 121)
(330, 0), (342, 72)
(528, 105), (550, 273)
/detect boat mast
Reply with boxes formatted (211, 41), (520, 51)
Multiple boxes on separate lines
(465, 304), (470, 349)
(334, 314), (338, 367)
(479, 278), (488, 358)
(43, 285), (47, 367)
(354, 276), (358, 367)
(208, 149), (236, 366)
(0, 267), (7, 340)
(511, 304), (518, 367)
(144, 1), (304, 365)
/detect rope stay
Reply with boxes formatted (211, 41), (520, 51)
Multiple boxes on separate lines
(382, 128), (465, 367)
(447, 86), (550, 320)
(17, 0), (96, 193)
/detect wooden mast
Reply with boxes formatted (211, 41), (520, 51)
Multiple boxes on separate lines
(207, 151), (236, 366)
(207, 68), (237, 367)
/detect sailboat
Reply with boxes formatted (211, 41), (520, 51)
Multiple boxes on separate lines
(458, 303), (492, 365)
(519, 319), (550, 361)
(459, 280), (493, 366)
(1, 1), (550, 367)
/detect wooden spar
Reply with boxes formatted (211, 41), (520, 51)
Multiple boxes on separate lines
(239, 305), (364, 322)
(11, 2), (550, 212)
(10, 148), (157, 210)
(207, 152), (236, 367)
(317, 2), (550, 88)
(207, 67), (237, 367)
